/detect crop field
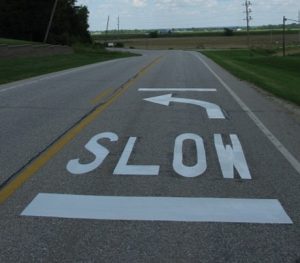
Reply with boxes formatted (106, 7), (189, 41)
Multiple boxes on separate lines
(96, 33), (300, 50)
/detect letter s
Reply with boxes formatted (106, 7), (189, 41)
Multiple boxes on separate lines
(66, 132), (118, 175)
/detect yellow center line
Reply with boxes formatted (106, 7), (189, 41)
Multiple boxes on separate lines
(0, 56), (162, 204)
(90, 87), (114, 105)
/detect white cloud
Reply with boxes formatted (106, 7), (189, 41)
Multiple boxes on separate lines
(132, 0), (147, 7)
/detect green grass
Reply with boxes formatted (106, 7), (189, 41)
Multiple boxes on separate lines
(202, 49), (300, 106)
(0, 38), (38, 45)
(0, 44), (137, 84)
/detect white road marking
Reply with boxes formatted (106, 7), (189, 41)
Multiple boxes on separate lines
(144, 93), (225, 119)
(22, 193), (293, 224)
(139, 88), (217, 92)
(194, 52), (300, 175)
(66, 131), (252, 179)
(214, 134), (252, 180)
(173, 134), (207, 177)
(67, 132), (118, 175)
(113, 137), (160, 176)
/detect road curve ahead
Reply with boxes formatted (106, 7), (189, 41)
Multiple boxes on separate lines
(0, 50), (300, 262)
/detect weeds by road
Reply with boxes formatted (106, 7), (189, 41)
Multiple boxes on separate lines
(203, 49), (300, 106)
(0, 38), (37, 45)
(0, 43), (137, 85)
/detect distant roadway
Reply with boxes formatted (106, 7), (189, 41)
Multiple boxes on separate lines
(0, 49), (299, 262)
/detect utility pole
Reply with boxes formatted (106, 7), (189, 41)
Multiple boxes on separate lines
(117, 16), (120, 32)
(298, 9), (300, 44)
(282, 16), (300, 56)
(283, 16), (287, 56)
(106, 16), (110, 34)
(244, 1), (252, 48)
(104, 15), (110, 46)
(44, 0), (59, 43)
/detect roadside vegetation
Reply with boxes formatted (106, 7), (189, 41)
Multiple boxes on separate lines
(0, 0), (91, 45)
(0, 43), (137, 85)
(0, 1), (138, 85)
(0, 38), (38, 45)
(202, 49), (300, 105)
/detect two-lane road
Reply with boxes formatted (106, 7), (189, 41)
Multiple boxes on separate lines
(0, 50), (299, 262)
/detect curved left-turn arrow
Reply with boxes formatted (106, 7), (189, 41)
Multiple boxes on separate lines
(143, 93), (225, 119)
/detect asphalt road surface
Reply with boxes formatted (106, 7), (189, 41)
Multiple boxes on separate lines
(0, 50), (300, 262)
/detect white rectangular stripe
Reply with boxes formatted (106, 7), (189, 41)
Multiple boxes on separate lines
(138, 88), (216, 92)
(21, 194), (292, 224)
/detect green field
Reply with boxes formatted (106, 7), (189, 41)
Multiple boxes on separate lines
(202, 49), (300, 105)
(0, 44), (136, 84)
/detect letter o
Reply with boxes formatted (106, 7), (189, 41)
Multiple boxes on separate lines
(173, 133), (207, 178)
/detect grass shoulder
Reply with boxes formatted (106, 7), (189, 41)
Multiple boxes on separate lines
(0, 43), (138, 85)
(0, 38), (39, 45)
(202, 49), (300, 106)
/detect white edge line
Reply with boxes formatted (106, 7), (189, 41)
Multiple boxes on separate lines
(138, 88), (217, 92)
(194, 52), (300, 174)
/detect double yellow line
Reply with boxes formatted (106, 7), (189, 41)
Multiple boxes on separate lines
(0, 56), (162, 204)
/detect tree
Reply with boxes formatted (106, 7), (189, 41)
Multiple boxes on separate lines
(0, 0), (91, 45)
(149, 31), (158, 38)
(224, 28), (234, 36)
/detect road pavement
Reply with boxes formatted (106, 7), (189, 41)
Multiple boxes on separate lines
(0, 49), (300, 262)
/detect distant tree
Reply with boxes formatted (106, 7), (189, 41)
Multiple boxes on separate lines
(0, 0), (91, 45)
(224, 28), (234, 36)
(149, 31), (158, 38)
(71, 5), (92, 43)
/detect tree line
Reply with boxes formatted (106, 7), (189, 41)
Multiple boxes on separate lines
(0, 0), (91, 45)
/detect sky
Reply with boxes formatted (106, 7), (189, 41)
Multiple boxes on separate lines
(76, 0), (300, 31)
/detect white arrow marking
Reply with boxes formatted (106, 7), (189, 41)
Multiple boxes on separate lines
(144, 94), (225, 119)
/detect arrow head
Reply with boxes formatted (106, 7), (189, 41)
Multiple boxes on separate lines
(143, 94), (173, 106)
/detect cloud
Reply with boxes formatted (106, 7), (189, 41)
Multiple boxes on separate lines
(132, 0), (147, 7)
(77, 0), (300, 30)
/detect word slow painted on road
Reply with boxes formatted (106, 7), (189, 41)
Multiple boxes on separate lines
(66, 132), (251, 180)
(22, 92), (294, 224)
